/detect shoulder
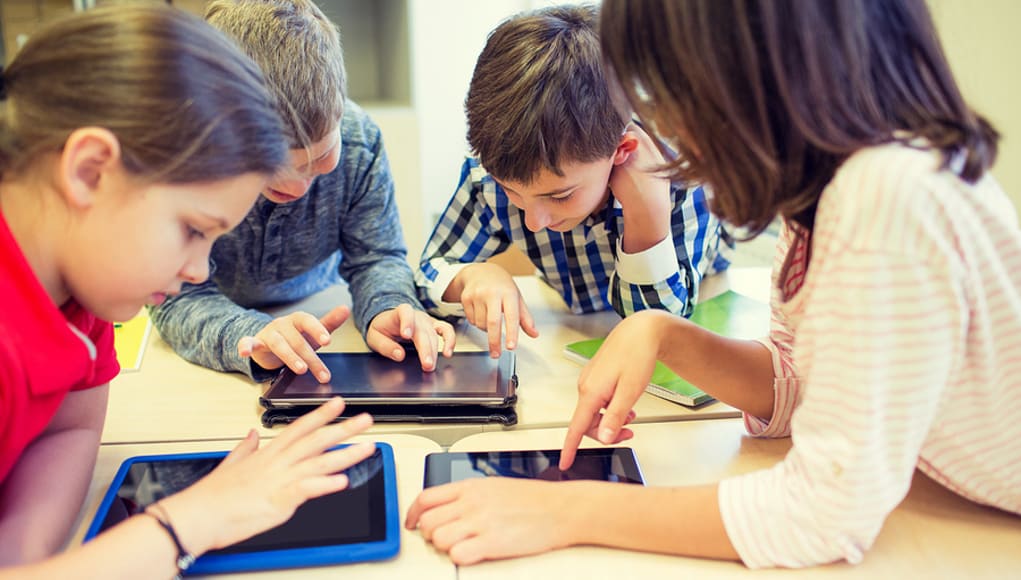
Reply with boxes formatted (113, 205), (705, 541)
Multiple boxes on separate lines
(339, 100), (383, 148)
(817, 141), (996, 257)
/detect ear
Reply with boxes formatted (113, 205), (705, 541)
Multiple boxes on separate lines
(57, 127), (122, 209)
(611, 132), (639, 166)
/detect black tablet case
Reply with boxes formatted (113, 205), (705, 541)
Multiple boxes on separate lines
(260, 402), (518, 427)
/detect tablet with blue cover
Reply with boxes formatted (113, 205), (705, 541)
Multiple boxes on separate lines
(83, 443), (400, 575)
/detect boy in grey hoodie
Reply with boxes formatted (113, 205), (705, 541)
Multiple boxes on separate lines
(150, 0), (454, 383)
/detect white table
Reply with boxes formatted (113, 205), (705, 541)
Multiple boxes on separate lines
(102, 269), (769, 446)
(450, 420), (1021, 578)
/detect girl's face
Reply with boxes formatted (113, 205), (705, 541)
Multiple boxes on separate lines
(60, 171), (267, 322)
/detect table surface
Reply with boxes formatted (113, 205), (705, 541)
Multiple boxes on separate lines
(102, 269), (769, 446)
(70, 433), (455, 580)
(450, 420), (1021, 578)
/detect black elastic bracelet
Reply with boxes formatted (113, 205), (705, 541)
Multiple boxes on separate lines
(146, 502), (196, 578)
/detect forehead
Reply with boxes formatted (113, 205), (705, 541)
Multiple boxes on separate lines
(497, 158), (612, 196)
(287, 126), (341, 162)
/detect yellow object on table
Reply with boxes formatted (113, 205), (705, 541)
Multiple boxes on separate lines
(113, 309), (151, 372)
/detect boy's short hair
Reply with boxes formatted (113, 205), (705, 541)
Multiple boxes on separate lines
(205, 0), (346, 148)
(466, 4), (628, 184)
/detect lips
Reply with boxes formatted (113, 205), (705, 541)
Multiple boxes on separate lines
(268, 188), (300, 202)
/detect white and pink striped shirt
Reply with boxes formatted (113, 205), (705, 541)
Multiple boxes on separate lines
(718, 142), (1021, 568)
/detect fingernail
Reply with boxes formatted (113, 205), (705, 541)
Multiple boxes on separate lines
(393, 348), (402, 359)
(403, 328), (412, 338)
(320, 333), (330, 343)
(423, 356), (433, 366)
(318, 371), (330, 382)
(599, 428), (615, 442)
(295, 361), (307, 372)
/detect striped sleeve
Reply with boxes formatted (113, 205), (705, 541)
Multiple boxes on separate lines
(744, 224), (801, 437)
(721, 248), (963, 567)
(609, 185), (724, 318)
(415, 157), (513, 318)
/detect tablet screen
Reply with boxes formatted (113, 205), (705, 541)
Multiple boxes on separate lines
(424, 448), (645, 487)
(263, 351), (516, 406)
(91, 448), (387, 554)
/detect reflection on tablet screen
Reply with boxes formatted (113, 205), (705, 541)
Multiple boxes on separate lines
(282, 355), (500, 396)
(445, 449), (644, 484)
(94, 448), (387, 553)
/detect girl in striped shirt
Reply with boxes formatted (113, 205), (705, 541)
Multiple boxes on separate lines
(406, 0), (1021, 568)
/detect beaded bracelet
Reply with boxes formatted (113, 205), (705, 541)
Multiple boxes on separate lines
(145, 502), (196, 579)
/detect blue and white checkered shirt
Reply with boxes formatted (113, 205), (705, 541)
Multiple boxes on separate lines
(416, 157), (731, 320)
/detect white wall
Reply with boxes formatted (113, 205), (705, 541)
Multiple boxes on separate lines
(404, 0), (537, 260)
(930, 0), (1021, 218)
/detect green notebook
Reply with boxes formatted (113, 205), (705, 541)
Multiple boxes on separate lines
(563, 290), (770, 407)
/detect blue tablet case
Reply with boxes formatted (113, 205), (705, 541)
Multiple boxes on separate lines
(83, 442), (400, 575)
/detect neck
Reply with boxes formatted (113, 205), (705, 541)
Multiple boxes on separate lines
(0, 179), (72, 307)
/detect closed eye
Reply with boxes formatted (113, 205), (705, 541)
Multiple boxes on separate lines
(186, 224), (207, 241)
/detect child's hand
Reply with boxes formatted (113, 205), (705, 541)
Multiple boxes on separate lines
(366, 304), (456, 371)
(451, 263), (539, 357)
(157, 398), (375, 555)
(608, 123), (671, 212)
(237, 306), (351, 383)
(405, 478), (576, 565)
(560, 310), (675, 470)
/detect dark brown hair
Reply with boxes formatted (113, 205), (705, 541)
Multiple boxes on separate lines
(0, 4), (286, 183)
(600, 0), (999, 236)
(467, 4), (628, 184)
(206, 0), (347, 148)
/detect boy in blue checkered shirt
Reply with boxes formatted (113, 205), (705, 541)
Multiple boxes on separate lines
(415, 4), (731, 357)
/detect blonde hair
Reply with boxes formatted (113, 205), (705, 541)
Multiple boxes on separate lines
(205, 0), (347, 148)
(0, 4), (286, 183)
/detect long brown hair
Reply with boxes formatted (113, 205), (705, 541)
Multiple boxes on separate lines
(600, 0), (999, 237)
(0, 4), (285, 184)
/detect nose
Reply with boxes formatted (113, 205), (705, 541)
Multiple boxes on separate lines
(180, 252), (211, 285)
(523, 206), (552, 232)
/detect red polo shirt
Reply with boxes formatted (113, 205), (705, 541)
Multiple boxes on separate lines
(0, 212), (119, 483)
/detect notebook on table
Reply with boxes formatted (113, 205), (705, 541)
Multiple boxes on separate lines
(563, 290), (769, 407)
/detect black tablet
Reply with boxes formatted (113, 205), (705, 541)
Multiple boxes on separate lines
(262, 351), (517, 408)
(423, 448), (645, 487)
(83, 444), (399, 575)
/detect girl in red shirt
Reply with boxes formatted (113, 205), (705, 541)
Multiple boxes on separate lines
(0, 5), (374, 577)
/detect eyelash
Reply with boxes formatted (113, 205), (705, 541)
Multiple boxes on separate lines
(187, 225), (207, 241)
(550, 194), (573, 204)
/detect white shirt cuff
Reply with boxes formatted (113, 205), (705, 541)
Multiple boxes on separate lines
(426, 262), (469, 318)
(614, 234), (679, 284)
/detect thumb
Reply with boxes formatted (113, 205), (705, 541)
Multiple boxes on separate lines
(597, 391), (633, 445)
(320, 306), (351, 334)
(238, 336), (256, 357)
(221, 429), (260, 467)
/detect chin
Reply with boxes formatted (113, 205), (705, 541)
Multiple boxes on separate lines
(549, 220), (582, 232)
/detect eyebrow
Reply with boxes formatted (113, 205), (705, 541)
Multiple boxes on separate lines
(296, 135), (341, 169)
(196, 212), (229, 230)
(499, 182), (577, 198)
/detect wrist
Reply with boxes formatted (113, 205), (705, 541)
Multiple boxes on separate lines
(650, 309), (692, 362)
(560, 481), (607, 547)
(145, 501), (197, 577)
(157, 491), (217, 557)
